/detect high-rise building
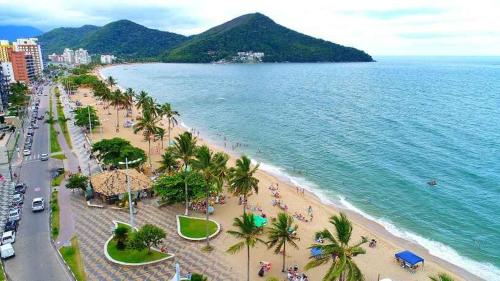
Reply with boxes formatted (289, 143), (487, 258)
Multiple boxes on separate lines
(25, 54), (36, 82)
(48, 53), (65, 63)
(62, 48), (75, 65)
(0, 62), (15, 83)
(100, 54), (115, 64)
(74, 48), (91, 65)
(13, 38), (43, 76)
(0, 40), (12, 62)
(8, 49), (29, 83)
(0, 63), (9, 112)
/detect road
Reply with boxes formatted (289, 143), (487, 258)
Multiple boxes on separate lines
(4, 84), (70, 281)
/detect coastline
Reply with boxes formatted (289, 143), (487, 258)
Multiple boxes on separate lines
(90, 64), (484, 280)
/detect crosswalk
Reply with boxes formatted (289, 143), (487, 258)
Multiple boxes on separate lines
(23, 153), (47, 161)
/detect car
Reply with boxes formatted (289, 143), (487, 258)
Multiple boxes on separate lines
(32, 198), (45, 212)
(38, 115), (44, 120)
(27, 130), (34, 136)
(12, 193), (23, 205)
(40, 153), (49, 161)
(33, 124), (39, 129)
(0, 243), (15, 259)
(3, 220), (18, 233)
(14, 183), (27, 194)
(7, 209), (20, 222)
(1, 231), (16, 245)
(23, 149), (31, 156)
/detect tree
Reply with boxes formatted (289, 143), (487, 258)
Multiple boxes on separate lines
(155, 127), (166, 149)
(108, 89), (125, 132)
(172, 132), (198, 215)
(92, 138), (146, 167)
(267, 212), (299, 272)
(157, 102), (179, 147)
(74, 106), (100, 130)
(133, 110), (160, 167)
(191, 273), (208, 281)
(128, 224), (166, 254)
(113, 225), (129, 250)
(305, 213), (367, 281)
(123, 88), (135, 117)
(153, 171), (205, 204)
(429, 273), (455, 281)
(106, 76), (116, 88)
(157, 147), (179, 174)
(227, 213), (266, 281)
(228, 155), (259, 214)
(135, 90), (150, 111)
(65, 174), (89, 192)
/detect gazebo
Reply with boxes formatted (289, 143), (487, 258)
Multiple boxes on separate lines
(90, 169), (152, 204)
(395, 250), (424, 271)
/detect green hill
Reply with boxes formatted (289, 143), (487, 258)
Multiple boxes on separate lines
(162, 13), (373, 63)
(38, 20), (188, 60)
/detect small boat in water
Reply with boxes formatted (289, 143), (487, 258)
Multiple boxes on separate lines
(427, 179), (437, 186)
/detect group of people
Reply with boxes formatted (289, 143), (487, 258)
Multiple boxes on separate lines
(287, 265), (309, 281)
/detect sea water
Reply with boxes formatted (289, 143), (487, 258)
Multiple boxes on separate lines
(101, 57), (500, 280)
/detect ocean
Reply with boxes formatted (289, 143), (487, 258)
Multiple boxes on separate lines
(101, 57), (500, 280)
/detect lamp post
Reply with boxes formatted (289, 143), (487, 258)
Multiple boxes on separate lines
(118, 157), (142, 228)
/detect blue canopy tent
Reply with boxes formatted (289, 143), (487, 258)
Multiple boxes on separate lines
(310, 247), (322, 258)
(395, 250), (424, 268)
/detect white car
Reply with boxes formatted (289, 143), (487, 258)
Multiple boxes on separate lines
(8, 209), (20, 221)
(1, 231), (16, 245)
(40, 153), (49, 161)
(32, 198), (45, 212)
(0, 243), (15, 259)
(23, 149), (31, 156)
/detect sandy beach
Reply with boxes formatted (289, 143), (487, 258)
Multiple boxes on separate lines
(62, 66), (479, 281)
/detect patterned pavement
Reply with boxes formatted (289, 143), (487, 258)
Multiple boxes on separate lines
(71, 195), (241, 281)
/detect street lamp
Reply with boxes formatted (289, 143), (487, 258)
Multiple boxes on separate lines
(118, 158), (142, 228)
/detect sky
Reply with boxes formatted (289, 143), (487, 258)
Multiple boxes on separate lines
(1, 0), (499, 56)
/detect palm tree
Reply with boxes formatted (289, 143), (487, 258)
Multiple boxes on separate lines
(267, 212), (300, 272)
(155, 127), (166, 149)
(108, 89), (125, 132)
(133, 110), (160, 167)
(228, 155), (259, 214)
(106, 76), (116, 89)
(123, 88), (135, 117)
(429, 273), (455, 281)
(135, 90), (150, 110)
(172, 132), (198, 215)
(157, 102), (179, 146)
(157, 147), (179, 174)
(227, 213), (266, 281)
(305, 212), (367, 281)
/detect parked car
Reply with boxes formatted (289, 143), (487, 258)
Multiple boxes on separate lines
(23, 149), (31, 156)
(32, 198), (45, 212)
(3, 220), (18, 233)
(40, 153), (49, 161)
(7, 209), (20, 222)
(14, 183), (27, 194)
(33, 124), (39, 129)
(1, 231), (16, 245)
(0, 243), (15, 259)
(12, 193), (23, 205)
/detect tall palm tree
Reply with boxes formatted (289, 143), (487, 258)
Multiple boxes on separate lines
(123, 88), (135, 117)
(267, 212), (300, 272)
(157, 147), (179, 174)
(172, 132), (198, 215)
(155, 127), (166, 149)
(228, 155), (259, 214)
(133, 111), (160, 167)
(135, 90), (150, 111)
(157, 102), (180, 147)
(106, 76), (116, 89)
(108, 89), (125, 132)
(227, 213), (266, 281)
(305, 213), (367, 281)
(429, 273), (455, 281)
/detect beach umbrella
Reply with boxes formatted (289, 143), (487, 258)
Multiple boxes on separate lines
(380, 279), (392, 281)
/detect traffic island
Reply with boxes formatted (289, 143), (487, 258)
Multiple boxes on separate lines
(176, 215), (221, 241)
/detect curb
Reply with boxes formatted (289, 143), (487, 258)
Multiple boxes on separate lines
(103, 220), (174, 266)
(176, 215), (221, 241)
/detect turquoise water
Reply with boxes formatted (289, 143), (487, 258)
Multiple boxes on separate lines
(102, 57), (500, 280)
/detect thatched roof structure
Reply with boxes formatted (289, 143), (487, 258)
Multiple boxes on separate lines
(90, 169), (152, 196)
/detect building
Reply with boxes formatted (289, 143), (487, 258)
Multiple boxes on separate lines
(13, 38), (43, 76)
(0, 40), (12, 62)
(24, 54), (36, 82)
(0, 65), (9, 112)
(233, 51), (265, 63)
(8, 49), (29, 83)
(100, 54), (115, 64)
(0, 62), (15, 83)
(62, 48), (75, 65)
(48, 53), (65, 63)
(74, 48), (91, 65)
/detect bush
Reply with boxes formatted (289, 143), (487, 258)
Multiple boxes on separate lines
(191, 273), (208, 281)
(113, 226), (129, 250)
(128, 224), (165, 254)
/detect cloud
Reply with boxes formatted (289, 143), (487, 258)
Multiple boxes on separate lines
(362, 7), (444, 20)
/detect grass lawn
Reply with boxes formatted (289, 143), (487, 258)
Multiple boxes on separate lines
(52, 173), (65, 186)
(51, 153), (67, 160)
(50, 189), (59, 240)
(56, 94), (73, 149)
(59, 236), (86, 281)
(0, 262), (4, 281)
(50, 123), (62, 153)
(178, 216), (218, 239)
(106, 239), (169, 263)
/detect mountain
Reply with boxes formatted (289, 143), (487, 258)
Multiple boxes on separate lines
(38, 20), (188, 60)
(162, 13), (373, 63)
(0, 25), (43, 41)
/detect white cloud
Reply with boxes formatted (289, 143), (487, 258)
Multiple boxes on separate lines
(1, 0), (499, 55)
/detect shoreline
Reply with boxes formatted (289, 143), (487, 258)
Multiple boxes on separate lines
(92, 64), (484, 280)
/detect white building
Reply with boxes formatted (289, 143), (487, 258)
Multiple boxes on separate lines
(0, 62), (15, 83)
(100, 54), (115, 64)
(13, 38), (44, 76)
(48, 53), (65, 63)
(74, 48), (91, 65)
(62, 48), (75, 65)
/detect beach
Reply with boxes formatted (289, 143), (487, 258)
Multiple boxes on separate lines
(61, 65), (481, 281)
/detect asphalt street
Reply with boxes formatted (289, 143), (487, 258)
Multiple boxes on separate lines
(4, 84), (70, 281)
